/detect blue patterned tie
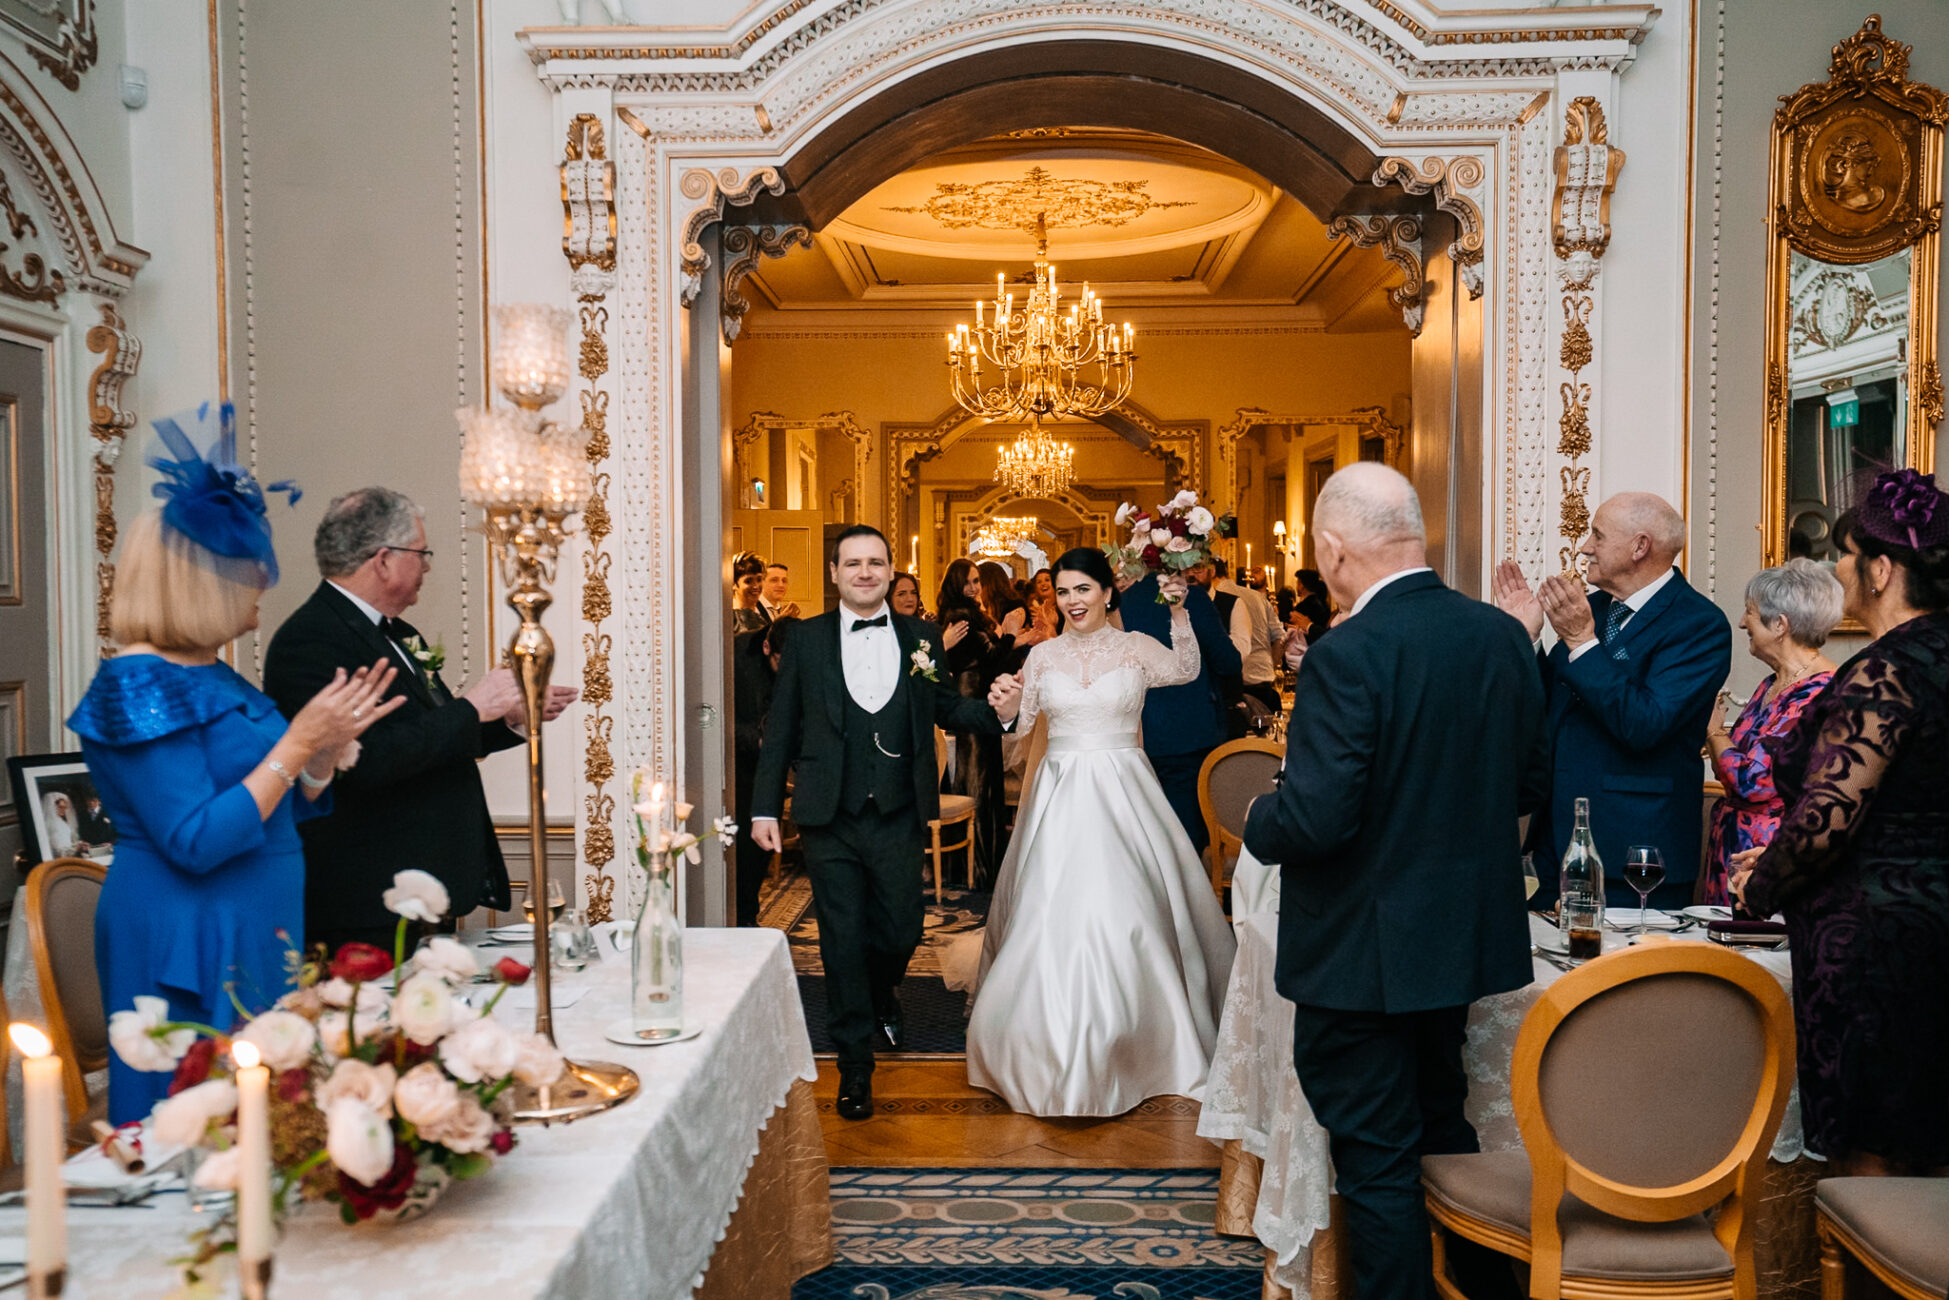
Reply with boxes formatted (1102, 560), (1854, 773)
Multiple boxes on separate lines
(1603, 600), (1630, 657)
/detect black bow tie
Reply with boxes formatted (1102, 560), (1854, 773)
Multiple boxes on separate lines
(850, 614), (888, 633)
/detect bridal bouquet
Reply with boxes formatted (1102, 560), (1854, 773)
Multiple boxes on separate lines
(1106, 489), (1220, 603)
(107, 870), (566, 1285)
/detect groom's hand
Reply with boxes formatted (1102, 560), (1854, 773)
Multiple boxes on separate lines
(751, 818), (782, 853)
(988, 673), (1023, 725)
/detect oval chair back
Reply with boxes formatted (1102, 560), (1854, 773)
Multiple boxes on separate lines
(1196, 738), (1284, 898)
(25, 856), (109, 1121)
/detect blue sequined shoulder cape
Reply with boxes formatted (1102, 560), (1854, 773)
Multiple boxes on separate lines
(68, 654), (280, 746)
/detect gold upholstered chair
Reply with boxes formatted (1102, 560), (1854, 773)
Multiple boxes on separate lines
(1421, 938), (1794, 1300)
(1196, 737), (1284, 900)
(24, 856), (111, 1124)
(1815, 1178), (1949, 1300)
(927, 727), (977, 904)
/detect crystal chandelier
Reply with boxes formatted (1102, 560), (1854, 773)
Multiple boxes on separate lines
(994, 424), (1074, 496)
(947, 212), (1135, 425)
(970, 515), (1040, 559)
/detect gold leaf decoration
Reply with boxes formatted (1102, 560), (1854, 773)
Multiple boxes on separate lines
(886, 165), (1194, 233)
(581, 631), (613, 706)
(578, 307), (609, 380)
(580, 388), (610, 460)
(584, 711), (615, 786)
(1557, 381), (1593, 457)
(584, 873), (615, 925)
(1559, 308), (1593, 372)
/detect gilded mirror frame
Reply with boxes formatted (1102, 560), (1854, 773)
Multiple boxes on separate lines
(1763, 16), (1946, 612)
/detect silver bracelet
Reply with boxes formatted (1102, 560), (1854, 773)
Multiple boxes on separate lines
(265, 759), (298, 789)
(297, 766), (333, 791)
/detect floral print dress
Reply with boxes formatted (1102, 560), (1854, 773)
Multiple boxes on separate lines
(1744, 611), (1949, 1164)
(1700, 672), (1832, 906)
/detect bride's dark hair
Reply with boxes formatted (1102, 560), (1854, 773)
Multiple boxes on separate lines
(1051, 547), (1120, 623)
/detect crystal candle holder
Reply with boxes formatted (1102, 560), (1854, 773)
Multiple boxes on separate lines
(492, 304), (574, 411)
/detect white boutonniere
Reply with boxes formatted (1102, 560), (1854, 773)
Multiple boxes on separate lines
(909, 639), (940, 682)
(402, 634), (445, 677)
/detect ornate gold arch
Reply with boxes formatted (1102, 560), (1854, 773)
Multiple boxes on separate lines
(732, 410), (872, 517)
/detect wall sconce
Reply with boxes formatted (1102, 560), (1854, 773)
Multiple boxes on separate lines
(1273, 518), (1301, 562)
(750, 478), (766, 507)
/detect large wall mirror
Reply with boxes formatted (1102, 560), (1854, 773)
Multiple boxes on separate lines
(1764, 15), (1945, 592)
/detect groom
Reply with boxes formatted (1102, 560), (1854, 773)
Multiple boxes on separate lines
(751, 525), (1017, 1118)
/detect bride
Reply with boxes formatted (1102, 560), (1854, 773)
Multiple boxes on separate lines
(963, 546), (1236, 1117)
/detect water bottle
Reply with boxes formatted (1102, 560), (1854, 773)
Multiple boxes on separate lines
(1559, 797), (1605, 962)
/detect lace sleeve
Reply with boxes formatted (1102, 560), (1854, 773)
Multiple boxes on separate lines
(1745, 654), (1916, 915)
(1132, 605), (1201, 688)
(1015, 644), (1044, 736)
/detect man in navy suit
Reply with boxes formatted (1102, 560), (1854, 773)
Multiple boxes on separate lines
(1119, 563), (1242, 856)
(1494, 493), (1731, 908)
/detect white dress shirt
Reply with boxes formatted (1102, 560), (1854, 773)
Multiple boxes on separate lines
(839, 602), (900, 713)
(1215, 577), (1277, 685)
(1565, 567), (1676, 662)
(1348, 566), (1434, 618)
(330, 582), (419, 674)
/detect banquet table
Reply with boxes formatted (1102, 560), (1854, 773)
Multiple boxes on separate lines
(1199, 908), (1821, 1300)
(0, 925), (831, 1299)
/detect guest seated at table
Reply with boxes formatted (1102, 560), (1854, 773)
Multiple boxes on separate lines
(1734, 469), (1949, 1177)
(1700, 559), (1841, 905)
(76, 406), (400, 1124)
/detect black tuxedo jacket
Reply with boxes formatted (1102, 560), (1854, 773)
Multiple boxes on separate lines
(264, 583), (523, 934)
(751, 609), (1004, 828)
(1243, 571), (1550, 1013)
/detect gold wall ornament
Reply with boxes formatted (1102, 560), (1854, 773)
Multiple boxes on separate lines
(561, 112), (616, 272)
(1763, 15), (1943, 581)
(0, 0), (98, 92)
(1551, 96), (1625, 282)
(1372, 154), (1486, 298)
(884, 165), (1194, 233)
(1547, 96), (1617, 573)
(84, 303), (138, 654)
(720, 223), (811, 344)
(0, 170), (62, 303)
(1325, 213), (1426, 334)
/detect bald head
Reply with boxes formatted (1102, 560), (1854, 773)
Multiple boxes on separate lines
(1311, 463), (1429, 611)
(1581, 492), (1687, 598)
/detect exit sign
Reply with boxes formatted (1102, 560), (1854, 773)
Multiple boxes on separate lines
(1830, 398), (1860, 428)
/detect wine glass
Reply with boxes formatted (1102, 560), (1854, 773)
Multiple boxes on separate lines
(1623, 846), (1665, 933)
(523, 877), (567, 926)
(1521, 852), (1541, 903)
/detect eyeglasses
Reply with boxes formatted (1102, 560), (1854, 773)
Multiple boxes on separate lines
(382, 545), (435, 566)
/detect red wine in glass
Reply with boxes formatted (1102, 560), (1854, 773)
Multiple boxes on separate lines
(1623, 846), (1665, 931)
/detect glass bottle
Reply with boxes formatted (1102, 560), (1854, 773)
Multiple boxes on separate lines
(1559, 797), (1606, 962)
(629, 850), (684, 1040)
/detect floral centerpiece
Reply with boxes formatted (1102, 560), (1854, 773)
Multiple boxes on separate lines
(626, 770), (736, 1040)
(107, 870), (566, 1287)
(1105, 489), (1220, 602)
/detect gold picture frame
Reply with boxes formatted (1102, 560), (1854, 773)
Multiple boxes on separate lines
(1762, 16), (1945, 608)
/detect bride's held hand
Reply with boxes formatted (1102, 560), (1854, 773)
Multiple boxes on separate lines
(988, 673), (1023, 722)
(1157, 571), (1190, 603)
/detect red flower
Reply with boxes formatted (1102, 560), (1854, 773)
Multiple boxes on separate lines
(168, 1038), (218, 1096)
(1140, 544), (1162, 567)
(337, 1142), (418, 1220)
(494, 957), (532, 986)
(489, 1129), (515, 1156)
(275, 1068), (310, 1104)
(1167, 516), (1189, 537)
(330, 943), (394, 983)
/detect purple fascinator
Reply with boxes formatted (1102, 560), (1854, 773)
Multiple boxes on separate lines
(148, 402), (300, 587)
(1857, 468), (1949, 551)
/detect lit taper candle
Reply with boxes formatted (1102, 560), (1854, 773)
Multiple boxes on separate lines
(9, 1024), (65, 1298)
(231, 1039), (273, 1297)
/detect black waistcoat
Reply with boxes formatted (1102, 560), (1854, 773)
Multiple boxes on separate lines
(840, 672), (915, 815)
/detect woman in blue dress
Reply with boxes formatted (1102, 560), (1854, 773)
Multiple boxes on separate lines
(74, 405), (403, 1123)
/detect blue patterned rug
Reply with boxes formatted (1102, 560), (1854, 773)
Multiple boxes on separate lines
(792, 1169), (1262, 1300)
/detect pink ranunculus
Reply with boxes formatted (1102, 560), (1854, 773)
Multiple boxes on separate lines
(1165, 536), (1194, 553)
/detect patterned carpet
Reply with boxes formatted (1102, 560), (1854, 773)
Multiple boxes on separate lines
(792, 1168), (1263, 1300)
(762, 872), (989, 1054)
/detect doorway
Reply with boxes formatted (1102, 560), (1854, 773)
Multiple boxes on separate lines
(0, 338), (50, 894)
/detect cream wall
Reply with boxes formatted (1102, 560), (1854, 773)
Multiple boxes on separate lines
(1690, 0), (1949, 696)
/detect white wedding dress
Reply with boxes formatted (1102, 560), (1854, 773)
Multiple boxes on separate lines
(961, 613), (1238, 1117)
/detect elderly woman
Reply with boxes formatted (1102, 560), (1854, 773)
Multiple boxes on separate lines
(1700, 559), (1843, 904)
(76, 406), (399, 1122)
(1733, 468), (1949, 1174)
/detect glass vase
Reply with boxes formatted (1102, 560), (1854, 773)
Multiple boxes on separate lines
(629, 853), (684, 1040)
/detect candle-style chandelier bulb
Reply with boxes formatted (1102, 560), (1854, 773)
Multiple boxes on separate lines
(492, 304), (574, 411)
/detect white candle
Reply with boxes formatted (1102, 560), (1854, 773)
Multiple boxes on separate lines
(8, 1024), (65, 1284)
(231, 1040), (273, 1273)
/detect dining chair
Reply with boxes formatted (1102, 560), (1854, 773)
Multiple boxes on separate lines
(1815, 1178), (1949, 1300)
(1421, 938), (1795, 1300)
(927, 727), (977, 905)
(1196, 737), (1284, 900)
(25, 856), (110, 1123)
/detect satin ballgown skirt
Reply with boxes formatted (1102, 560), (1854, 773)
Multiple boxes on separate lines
(964, 730), (1237, 1117)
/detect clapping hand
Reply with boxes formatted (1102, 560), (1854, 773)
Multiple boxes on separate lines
(999, 607), (1028, 638)
(1492, 559), (1545, 641)
(291, 661), (406, 757)
(506, 684), (580, 733)
(988, 672), (1023, 725)
(943, 618), (970, 650)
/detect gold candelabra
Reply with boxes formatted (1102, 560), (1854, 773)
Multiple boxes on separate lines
(458, 303), (638, 1124)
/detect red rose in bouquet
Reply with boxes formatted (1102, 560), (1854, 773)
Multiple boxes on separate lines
(1106, 490), (1222, 603)
(330, 942), (394, 983)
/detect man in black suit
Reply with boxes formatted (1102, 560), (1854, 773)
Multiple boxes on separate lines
(750, 525), (1015, 1120)
(265, 487), (578, 953)
(1245, 463), (1547, 1300)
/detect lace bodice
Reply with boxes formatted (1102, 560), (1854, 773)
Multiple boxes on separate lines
(1015, 612), (1200, 739)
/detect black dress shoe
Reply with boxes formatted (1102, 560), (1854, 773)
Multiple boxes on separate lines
(876, 990), (905, 1052)
(836, 1069), (873, 1120)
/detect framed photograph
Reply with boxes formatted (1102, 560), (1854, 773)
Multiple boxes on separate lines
(5, 752), (114, 868)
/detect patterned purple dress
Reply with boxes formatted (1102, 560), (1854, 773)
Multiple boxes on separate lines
(1701, 673), (1832, 906)
(1745, 611), (1949, 1164)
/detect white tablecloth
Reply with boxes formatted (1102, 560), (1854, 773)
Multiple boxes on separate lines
(1197, 911), (1802, 1297)
(1, 926), (818, 1299)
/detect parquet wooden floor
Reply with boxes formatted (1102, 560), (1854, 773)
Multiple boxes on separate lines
(812, 1059), (1221, 1169)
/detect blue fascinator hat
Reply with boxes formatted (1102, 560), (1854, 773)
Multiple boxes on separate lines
(148, 401), (300, 587)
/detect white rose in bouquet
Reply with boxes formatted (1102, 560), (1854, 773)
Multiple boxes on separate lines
(422, 1094), (496, 1154)
(438, 1015), (518, 1084)
(411, 936), (479, 985)
(235, 1010), (317, 1071)
(153, 1079), (239, 1147)
(393, 972), (457, 1046)
(391, 1061), (463, 1132)
(1172, 488), (1199, 511)
(512, 1031), (567, 1088)
(1187, 506), (1216, 535)
(382, 869), (451, 923)
(317, 1058), (398, 1118)
(1150, 527), (1171, 547)
(191, 1146), (240, 1191)
(1165, 535), (1194, 553)
(325, 1097), (397, 1186)
(108, 995), (196, 1072)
